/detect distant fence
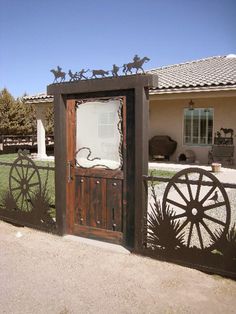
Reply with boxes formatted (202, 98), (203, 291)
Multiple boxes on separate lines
(0, 150), (56, 233)
(0, 134), (54, 153)
(142, 167), (236, 279)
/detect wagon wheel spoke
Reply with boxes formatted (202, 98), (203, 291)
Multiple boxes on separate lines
(170, 212), (187, 220)
(195, 173), (203, 201)
(173, 183), (188, 204)
(203, 213), (225, 227)
(26, 169), (37, 183)
(20, 159), (25, 180)
(196, 222), (204, 250)
(187, 222), (194, 248)
(166, 198), (187, 210)
(203, 202), (226, 211)
(15, 190), (22, 203)
(200, 186), (216, 205)
(14, 165), (23, 181)
(28, 182), (40, 188)
(25, 194), (30, 211)
(25, 161), (30, 181)
(11, 175), (21, 185)
(185, 173), (193, 201)
(20, 194), (25, 211)
(11, 186), (22, 192)
(201, 220), (216, 241)
(177, 218), (189, 234)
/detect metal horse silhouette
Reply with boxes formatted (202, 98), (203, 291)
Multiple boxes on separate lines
(220, 128), (234, 138)
(123, 56), (150, 75)
(50, 55), (151, 83)
(50, 66), (66, 83)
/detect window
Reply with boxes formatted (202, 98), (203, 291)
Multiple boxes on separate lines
(184, 108), (213, 145)
(75, 99), (122, 169)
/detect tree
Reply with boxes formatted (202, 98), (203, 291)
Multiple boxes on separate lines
(0, 88), (36, 135)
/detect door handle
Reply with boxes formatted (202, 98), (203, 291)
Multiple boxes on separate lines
(67, 160), (73, 183)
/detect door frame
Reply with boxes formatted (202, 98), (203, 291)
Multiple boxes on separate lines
(47, 74), (158, 250)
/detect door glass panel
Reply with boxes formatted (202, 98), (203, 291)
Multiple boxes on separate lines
(75, 98), (123, 170)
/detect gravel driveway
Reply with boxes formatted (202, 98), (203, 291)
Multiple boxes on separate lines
(1, 220), (236, 314)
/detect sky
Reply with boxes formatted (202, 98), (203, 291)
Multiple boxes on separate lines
(0, 0), (235, 98)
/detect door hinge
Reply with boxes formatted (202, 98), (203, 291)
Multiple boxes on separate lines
(67, 160), (73, 183)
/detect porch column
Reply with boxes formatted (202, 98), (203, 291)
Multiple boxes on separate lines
(35, 105), (47, 159)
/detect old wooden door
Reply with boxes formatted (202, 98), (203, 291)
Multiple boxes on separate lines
(66, 97), (126, 244)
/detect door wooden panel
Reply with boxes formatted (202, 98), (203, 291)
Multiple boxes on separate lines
(106, 179), (122, 232)
(89, 177), (106, 228)
(75, 176), (89, 226)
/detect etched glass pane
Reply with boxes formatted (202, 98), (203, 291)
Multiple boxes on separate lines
(75, 99), (122, 170)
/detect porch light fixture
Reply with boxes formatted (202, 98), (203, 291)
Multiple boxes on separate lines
(188, 99), (194, 110)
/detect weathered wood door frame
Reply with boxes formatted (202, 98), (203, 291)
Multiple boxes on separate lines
(47, 75), (158, 250)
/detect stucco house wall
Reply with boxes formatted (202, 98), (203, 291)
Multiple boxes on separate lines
(149, 91), (236, 164)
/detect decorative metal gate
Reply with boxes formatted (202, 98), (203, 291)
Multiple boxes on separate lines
(0, 150), (56, 232)
(142, 167), (236, 278)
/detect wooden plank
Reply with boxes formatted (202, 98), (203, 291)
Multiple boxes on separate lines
(89, 177), (106, 228)
(124, 91), (135, 247)
(73, 224), (123, 245)
(106, 179), (122, 232)
(48, 74), (158, 96)
(121, 96), (127, 241)
(134, 86), (149, 251)
(75, 176), (89, 226)
(75, 167), (123, 179)
(54, 94), (67, 235)
(66, 99), (76, 234)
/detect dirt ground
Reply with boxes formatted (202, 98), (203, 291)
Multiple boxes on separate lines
(0, 220), (236, 314)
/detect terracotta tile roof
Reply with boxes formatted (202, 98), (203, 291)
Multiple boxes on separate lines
(148, 55), (236, 91)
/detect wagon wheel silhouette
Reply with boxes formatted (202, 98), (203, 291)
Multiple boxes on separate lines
(9, 152), (41, 212)
(162, 168), (230, 251)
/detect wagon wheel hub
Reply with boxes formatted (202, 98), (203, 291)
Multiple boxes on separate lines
(21, 179), (29, 193)
(188, 201), (204, 221)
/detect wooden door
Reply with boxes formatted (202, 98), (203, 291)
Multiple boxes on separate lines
(66, 97), (126, 244)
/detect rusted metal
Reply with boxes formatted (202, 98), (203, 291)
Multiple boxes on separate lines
(50, 55), (151, 83)
(50, 66), (66, 83)
(0, 150), (56, 232)
(162, 168), (231, 251)
(143, 167), (236, 279)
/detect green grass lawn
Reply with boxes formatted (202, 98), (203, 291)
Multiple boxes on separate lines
(0, 153), (176, 213)
(148, 168), (176, 178)
(0, 153), (55, 213)
(147, 168), (177, 186)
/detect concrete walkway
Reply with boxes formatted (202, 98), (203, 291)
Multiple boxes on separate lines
(0, 221), (236, 314)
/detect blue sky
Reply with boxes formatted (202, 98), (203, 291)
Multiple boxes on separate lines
(0, 0), (235, 98)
